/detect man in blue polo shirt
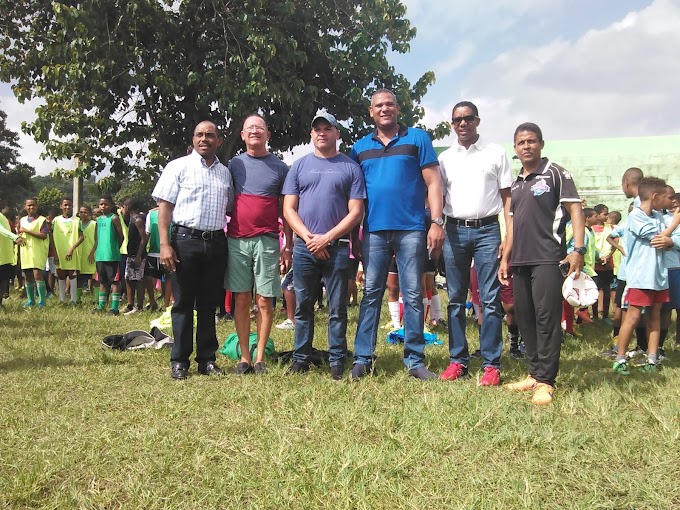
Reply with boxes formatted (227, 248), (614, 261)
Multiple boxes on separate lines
(350, 89), (445, 380)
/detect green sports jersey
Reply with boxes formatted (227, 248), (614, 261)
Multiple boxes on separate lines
(147, 209), (161, 255)
(95, 213), (121, 262)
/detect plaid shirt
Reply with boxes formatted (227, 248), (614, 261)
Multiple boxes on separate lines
(152, 150), (233, 231)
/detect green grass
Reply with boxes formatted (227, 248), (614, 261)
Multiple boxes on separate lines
(1, 291), (680, 510)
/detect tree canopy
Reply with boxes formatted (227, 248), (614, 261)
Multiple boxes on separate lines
(0, 106), (35, 206)
(0, 0), (449, 180)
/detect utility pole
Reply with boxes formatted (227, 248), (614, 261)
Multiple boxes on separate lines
(72, 157), (83, 210)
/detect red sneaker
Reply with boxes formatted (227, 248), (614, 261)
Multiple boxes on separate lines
(440, 362), (468, 381)
(479, 366), (501, 386)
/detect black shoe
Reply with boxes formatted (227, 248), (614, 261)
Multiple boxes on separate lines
(288, 361), (310, 374)
(198, 362), (224, 376)
(408, 366), (438, 380)
(509, 347), (524, 359)
(107, 309), (120, 316)
(349, 363), (375, 381)
(234, 361), (253, 375)
(253, 361), (268, 375)
(171, 363), (189, 380)
(330, 363), (345, 381)
(470, 349), (482, 359)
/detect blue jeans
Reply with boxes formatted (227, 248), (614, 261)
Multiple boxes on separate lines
(292, 240), (349, 366)
(354, 230), (426, 369)
(443, 221), (502, 368)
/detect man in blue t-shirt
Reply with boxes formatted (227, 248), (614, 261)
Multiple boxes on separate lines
(349, 89), (445, 380)
(283, 110), (366, 380)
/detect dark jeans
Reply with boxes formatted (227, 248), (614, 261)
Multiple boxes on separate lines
(292, 240), (349, 366)
(512, 264), (563, 386)
(169, 233), (228, 367)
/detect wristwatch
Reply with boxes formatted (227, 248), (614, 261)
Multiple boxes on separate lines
(432, 217), (444, 227)
(573, 246), (587, 255)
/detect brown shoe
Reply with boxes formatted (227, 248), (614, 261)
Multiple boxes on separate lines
(504, 375), (538, 392)
(532, 383), (555, 405)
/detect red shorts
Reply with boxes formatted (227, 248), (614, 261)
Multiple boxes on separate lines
(626, 288), (670, 307)
(500, 276), (514, 304)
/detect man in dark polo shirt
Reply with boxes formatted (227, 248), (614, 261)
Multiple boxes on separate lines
(499, 122), (584, 405)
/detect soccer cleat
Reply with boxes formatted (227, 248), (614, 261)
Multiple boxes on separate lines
(439, 362), (468, 381)
(641, 362), (658, 373)
(505, 375), (538, 392)
(532, 383), (555, 405)
(479, 366), (501, 386)
(612, 360), (630, 375)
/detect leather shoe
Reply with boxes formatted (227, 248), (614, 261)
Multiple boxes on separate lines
(198, 362), (224, 376)
(171, 363), (189, 380)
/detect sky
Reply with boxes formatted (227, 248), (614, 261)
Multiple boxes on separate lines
(1, 0), (678, 175)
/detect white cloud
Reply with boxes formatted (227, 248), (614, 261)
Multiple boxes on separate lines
(422, 0), (680, 145)
(433, 42), (475, 76)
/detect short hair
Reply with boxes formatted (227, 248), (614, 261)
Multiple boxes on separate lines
(583, 207), (597, 218)
(126, 198), (143, 212)
(608, 211), (622, 224)
(371, 88), (398, 106)
(242, 113), (268, 130)
(666, 185), (675, 194)
(637, 176), (667, 201)
(61, 197), (72, 204)
(593, 204), (608, 214)
(79, 205), (92, 214)
(513, 122), (543, 143)
(622, 167), (643, 185)
(452, 101), (479, 118)
(99, 194), (114, 204)
(194, 120), (222, 138)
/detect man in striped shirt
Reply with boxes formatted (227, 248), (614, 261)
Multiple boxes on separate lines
(153, 120), (233, 380)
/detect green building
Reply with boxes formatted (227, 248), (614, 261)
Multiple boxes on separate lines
(436, 135), (680, 218)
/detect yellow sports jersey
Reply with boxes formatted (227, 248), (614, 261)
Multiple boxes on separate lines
(52, 215), (81, 271)
(0, 212), (15, 266)
(20, 216), (49, 270)
(79, 220), (96, 275)
(118, 209), (129, 255)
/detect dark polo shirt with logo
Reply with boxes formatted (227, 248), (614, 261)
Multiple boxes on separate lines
(510, 157), (581, 266)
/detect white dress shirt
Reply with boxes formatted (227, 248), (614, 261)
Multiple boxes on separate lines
(438, 136), (513, 219)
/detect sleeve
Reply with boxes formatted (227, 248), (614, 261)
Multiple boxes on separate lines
(349, 162), (367, 200)
(145, 213), (151, 234)
(349, 143), (360, 164)
(438, 152), (449, 191)
(671, 226), (680, 250)
(497, 148), (513, 189)
(555, 165), (580, 203)
(627, 210), (660, 240)
(610, 224), (623, 239)
(281, 161), (300, 196)
(152, 162), (180, 205)
(417, 130), (438, 170)
(0, 222), (18, 241)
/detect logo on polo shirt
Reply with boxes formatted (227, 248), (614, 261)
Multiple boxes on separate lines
(530, 179), (551, 196)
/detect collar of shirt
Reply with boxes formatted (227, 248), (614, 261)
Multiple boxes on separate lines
(455, 135), (486, 153)
(190, 149), (222, 169)
(371, 124), (408, 145)
(516, 157), (549, 181)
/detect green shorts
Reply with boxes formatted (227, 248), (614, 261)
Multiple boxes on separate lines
(225, 235), (281, 297)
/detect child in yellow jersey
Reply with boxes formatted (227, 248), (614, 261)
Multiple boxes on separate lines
(0, 196), (24, 306)
(52, 197), (81, 304)
(18, 198), (50, 307)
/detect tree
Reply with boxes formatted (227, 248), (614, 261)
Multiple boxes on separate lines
(36, 186), (63, 214)
(0, 0), (449, 180)
(0, 106), (36, 206)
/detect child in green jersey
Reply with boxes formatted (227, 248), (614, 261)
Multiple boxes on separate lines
(52, 197), (80, 304)
(92, 195), (124, 315)
(18, 198), (50, 307)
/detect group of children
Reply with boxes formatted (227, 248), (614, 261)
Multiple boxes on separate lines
(0, 194), (171, 316)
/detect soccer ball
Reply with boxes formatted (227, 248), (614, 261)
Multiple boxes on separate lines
(562, 273), (599, 307)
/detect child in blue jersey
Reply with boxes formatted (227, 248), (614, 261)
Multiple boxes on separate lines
(613, 178), (680, 374)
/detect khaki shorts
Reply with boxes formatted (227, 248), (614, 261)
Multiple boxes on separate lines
(225, 235), (281, 297)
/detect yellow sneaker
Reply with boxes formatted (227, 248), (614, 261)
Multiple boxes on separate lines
(504, 375), (538, 392)
(532, 383), (555, 405)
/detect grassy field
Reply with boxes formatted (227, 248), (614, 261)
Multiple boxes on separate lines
(1, 290), (679, 510)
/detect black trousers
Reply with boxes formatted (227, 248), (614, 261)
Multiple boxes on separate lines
(169, 233), (228, 366)
(513, 264), (563, 386)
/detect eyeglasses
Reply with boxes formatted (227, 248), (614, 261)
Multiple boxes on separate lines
(244, 126), (266, 133)
(452, 115), (478, 125)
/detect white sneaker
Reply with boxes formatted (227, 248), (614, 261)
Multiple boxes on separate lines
(123, 306), (139, 316)
(275, 319), (295, 330)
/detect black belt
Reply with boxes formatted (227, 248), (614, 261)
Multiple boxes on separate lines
(446, 215), (498, 228)
(328, 239), (350, 247)
(174, 224), (225, 240)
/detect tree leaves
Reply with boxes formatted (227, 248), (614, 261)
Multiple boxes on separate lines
(0, 0), (450, 180)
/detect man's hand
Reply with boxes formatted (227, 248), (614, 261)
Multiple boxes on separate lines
(651, 234), (673, 250)
(15, 236), (25, 247)
(498, 259), (510, 286)
(280, 249), (292, 274)
(160, 244), (179, 273)
(427, 224), (445, 253)
(560, 251), (584, 278)
(313, 248), (330, 260)
(306, 232), (332, 254)
(66, 249), (74, 261)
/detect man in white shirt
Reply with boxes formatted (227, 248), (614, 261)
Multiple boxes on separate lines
(438, 101), (513, 386)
